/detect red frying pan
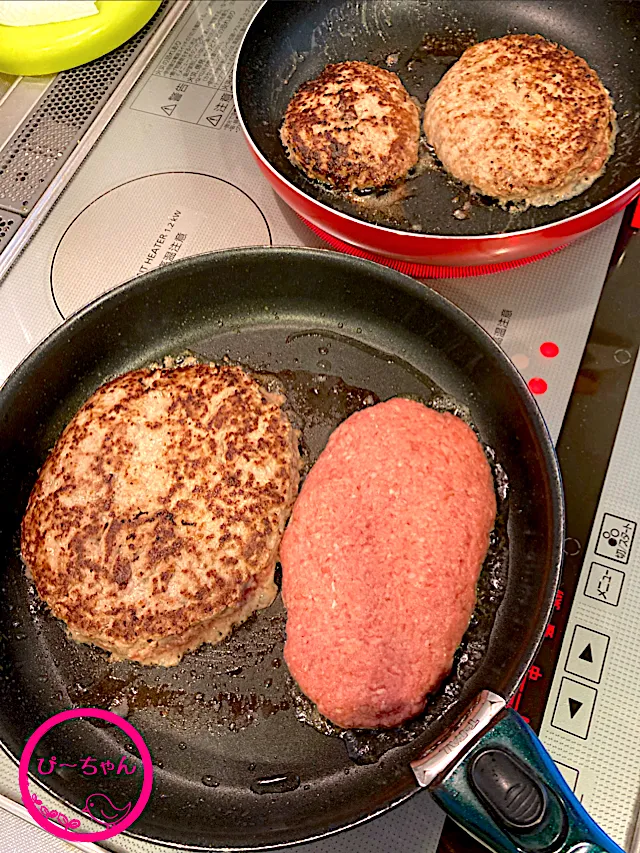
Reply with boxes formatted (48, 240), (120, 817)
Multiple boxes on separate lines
(234, 1), (640, 271)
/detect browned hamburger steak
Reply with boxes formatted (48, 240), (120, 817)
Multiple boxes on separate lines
(21, 364), (300, 666)
(281, 398), (496, 729)
(280, 61), (420, 191)
(423, 34), (616, 207)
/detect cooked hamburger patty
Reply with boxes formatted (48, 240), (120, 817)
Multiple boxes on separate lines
(423, 34), (616, 207)
(281, 398), (496, 729)
(280, 61), (420, 191)
(21, 364), (300, 666)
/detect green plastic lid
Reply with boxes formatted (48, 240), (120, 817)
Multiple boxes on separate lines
(0, 0), (161, 76)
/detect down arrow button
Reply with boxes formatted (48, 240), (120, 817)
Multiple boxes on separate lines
(568, 698), (582, 719)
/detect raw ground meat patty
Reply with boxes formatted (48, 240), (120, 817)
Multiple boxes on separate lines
(280, 398), (496, 728)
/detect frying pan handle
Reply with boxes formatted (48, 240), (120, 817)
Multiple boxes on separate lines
(423, 705), (623, 853)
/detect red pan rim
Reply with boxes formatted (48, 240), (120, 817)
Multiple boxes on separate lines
(301, 216), (565, 278)
(233, 7), (640, 245)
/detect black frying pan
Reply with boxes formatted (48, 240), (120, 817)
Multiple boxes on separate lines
(235, 0), (640, 236)
(0, 248), (564, 850)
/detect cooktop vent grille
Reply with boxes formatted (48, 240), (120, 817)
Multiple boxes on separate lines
(0, 1), (168, 214)
(0, 208), (21, 252)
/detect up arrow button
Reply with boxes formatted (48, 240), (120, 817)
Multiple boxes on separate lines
(578, 644), (593, 663)
(565, 625), (609, 684)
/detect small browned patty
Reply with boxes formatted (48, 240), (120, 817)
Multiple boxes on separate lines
(423, 34), (616, 207)
(280, 61), (420, 191)
(21, 364), (300, 666)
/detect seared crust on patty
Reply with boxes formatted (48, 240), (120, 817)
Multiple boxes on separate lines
(280, 61), (420, 191)
(423, 34), (616, 207)
(21, 364), (300, 666)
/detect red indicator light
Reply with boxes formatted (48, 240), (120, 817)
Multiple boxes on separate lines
(540, 342), (559, 358)
(528, 377), (548, 395)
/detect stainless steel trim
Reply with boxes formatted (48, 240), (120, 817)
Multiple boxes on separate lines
(0, 209), (22, 254)
(410, 691), (507, 788)
(0, 75), (56, 155)
(0, 73), (20, 106)
(0, 791), (102, 853)
(0, 0), (191, 283)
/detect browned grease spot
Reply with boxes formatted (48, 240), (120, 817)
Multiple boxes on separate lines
(252, 368), (381, 479)
(415, 29), (477, 59)
(71, 673), (290, 729)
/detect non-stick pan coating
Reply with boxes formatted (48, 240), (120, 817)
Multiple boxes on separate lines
(236, 0), (640, 236)
(0, 249), (563, 849)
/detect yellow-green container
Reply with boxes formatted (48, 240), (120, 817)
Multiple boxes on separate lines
(0, 0), (161, 76)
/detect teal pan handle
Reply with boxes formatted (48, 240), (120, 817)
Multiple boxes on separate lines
(412, 692), (623, 853)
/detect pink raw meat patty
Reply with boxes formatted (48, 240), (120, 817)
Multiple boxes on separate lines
(280, 397), (496, 729)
